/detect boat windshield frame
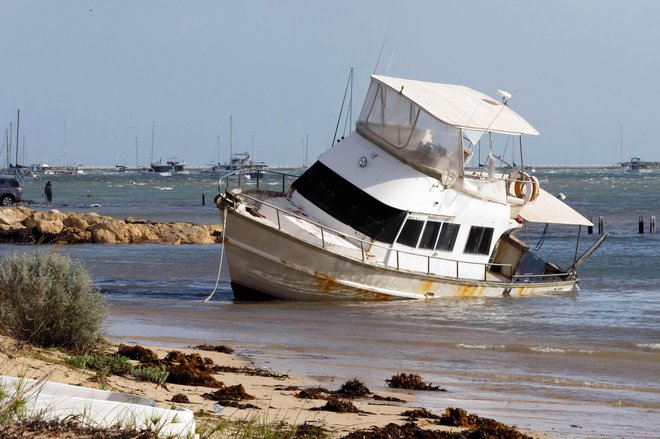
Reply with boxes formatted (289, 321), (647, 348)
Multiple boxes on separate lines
(357, 80), (465, 183)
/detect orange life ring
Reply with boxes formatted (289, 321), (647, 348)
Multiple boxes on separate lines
(512, 172), (540, 203)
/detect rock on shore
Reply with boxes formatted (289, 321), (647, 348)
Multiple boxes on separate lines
(0, 207), (222, 244)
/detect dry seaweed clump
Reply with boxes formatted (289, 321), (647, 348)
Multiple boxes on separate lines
(0, 418), (159, 439)
(333, 378), (371, 398)
(341, 415), (533, 439)
(193, 343), (235, 354)
(202, 383), (258, 409)
(401, 408), (442, 420)
(310, 397), (364, 414)
(341, 421), (453, 439)
(386, 373), (446, 391)
(161, 350), (224, 388)
(295, 386), (330, 400)
(116, 344), (159, 363)
(437, 407), (532, 438)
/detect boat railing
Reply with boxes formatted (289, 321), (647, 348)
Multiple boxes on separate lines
(217, 169), (299, 194)
(232, 191), (522, 283)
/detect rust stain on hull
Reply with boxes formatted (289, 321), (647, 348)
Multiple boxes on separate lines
(457, 284), (480, 297)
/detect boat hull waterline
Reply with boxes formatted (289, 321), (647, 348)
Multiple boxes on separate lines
(222, 206), (577, 301)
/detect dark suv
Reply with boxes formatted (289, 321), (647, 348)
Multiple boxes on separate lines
(0, 176), (23, 206)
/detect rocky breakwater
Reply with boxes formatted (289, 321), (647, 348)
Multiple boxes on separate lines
(0, 207), (222, 244)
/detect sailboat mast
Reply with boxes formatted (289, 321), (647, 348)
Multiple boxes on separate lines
(15, 110), (20, 167)
(63, 122), (67, 168)
(216, 134), (220, 165)
(620, 125), (623, 163)
(8, 123), (12, 168)
(229, 115), (233, 161)
(151, 121), (155, 163)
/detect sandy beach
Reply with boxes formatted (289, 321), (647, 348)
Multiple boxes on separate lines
(0, 333), (540, 438)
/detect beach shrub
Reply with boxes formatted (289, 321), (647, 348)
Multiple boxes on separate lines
(0, 252), (107, 352)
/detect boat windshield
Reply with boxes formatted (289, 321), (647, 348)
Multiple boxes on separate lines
(357, 80), (463, 182)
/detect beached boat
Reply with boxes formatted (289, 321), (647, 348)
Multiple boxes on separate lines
(215, 75), (605, 300)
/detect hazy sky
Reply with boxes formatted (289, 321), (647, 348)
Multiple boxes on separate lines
(1, 0), (658, 167)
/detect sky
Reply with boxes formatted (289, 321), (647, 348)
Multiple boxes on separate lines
(1, 0), (658, 167)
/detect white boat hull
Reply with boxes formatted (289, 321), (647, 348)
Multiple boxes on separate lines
(223, 208), (577, 301)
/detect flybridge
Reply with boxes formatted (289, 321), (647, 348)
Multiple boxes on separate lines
(356, 75), (538, 183)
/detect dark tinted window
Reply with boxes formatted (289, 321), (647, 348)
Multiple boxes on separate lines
(419, 221), (442, 249)
(292, 162), (406, 243)
(396, 219), (424, 247)
(464, 226), (494, 255)
(9, 180), (19, 187)
(436, 223), (460, 251)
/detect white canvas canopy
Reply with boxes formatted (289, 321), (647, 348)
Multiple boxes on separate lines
(519, 188), (593, 226)
(372, 75), (539, 136)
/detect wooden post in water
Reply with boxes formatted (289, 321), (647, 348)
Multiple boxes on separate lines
(639, 216), (644, 234)
(651, 215), (657, 234)
(202, 193), (205, 206)
(598, 216), (604, 235)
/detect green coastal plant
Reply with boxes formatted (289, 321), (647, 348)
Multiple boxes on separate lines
(0, 252), (107, 352)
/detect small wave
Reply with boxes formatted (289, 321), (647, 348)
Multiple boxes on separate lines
(456, 343), (506, 350)
(156, 187), (174, 191)
(530, 346), (566, 354)
(528, 346), (596, 355)
(634, 343), (660, 351)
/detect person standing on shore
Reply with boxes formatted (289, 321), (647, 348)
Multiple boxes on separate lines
(44, 181), (53, 205)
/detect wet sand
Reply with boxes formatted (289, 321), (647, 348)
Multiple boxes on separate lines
(105, 298), (660, 438)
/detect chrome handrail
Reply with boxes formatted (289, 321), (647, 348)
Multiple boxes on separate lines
(217, 168), (299, 193)
(229, 191), (527, 283)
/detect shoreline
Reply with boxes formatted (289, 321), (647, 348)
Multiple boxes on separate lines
(0, 334), (542, 438)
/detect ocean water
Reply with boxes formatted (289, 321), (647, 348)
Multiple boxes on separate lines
(3, 168), (659, 438)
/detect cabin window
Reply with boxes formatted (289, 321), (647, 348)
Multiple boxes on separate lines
(436, 223), (460, 251)
(419, 221), (442, 249)
(396, 219), (425, 247)
(464, 226), (494, 255)
(292, 161), (406, 243)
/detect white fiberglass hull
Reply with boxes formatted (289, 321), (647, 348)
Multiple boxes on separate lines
(223, 208), (577, 301)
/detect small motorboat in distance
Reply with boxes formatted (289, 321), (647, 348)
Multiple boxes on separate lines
(216, 74), (606, 300)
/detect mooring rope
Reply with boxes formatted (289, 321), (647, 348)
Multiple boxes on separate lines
(204, 205), (228, 303)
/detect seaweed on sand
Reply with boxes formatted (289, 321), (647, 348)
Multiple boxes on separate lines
(116, 344), (159, 364)
(437, 406), (532, 438)
(295, 387), (330, 400)
(202, 383), (255, 403)
(310, 397), (364, 414)
(340, 421), (454, 438)
(385, 373), (446, 391)
(161, 351), (224, 388)
(213, 364), (289, 379)
(401, 408), (442, 420)
(332, 378), (371, 399)
(193, 344), (234, 354)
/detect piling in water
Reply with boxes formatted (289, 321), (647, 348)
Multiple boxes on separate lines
(651, 215), (657, 234)
(598, 216), (604, 235)
(639, 216), (644, 234)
